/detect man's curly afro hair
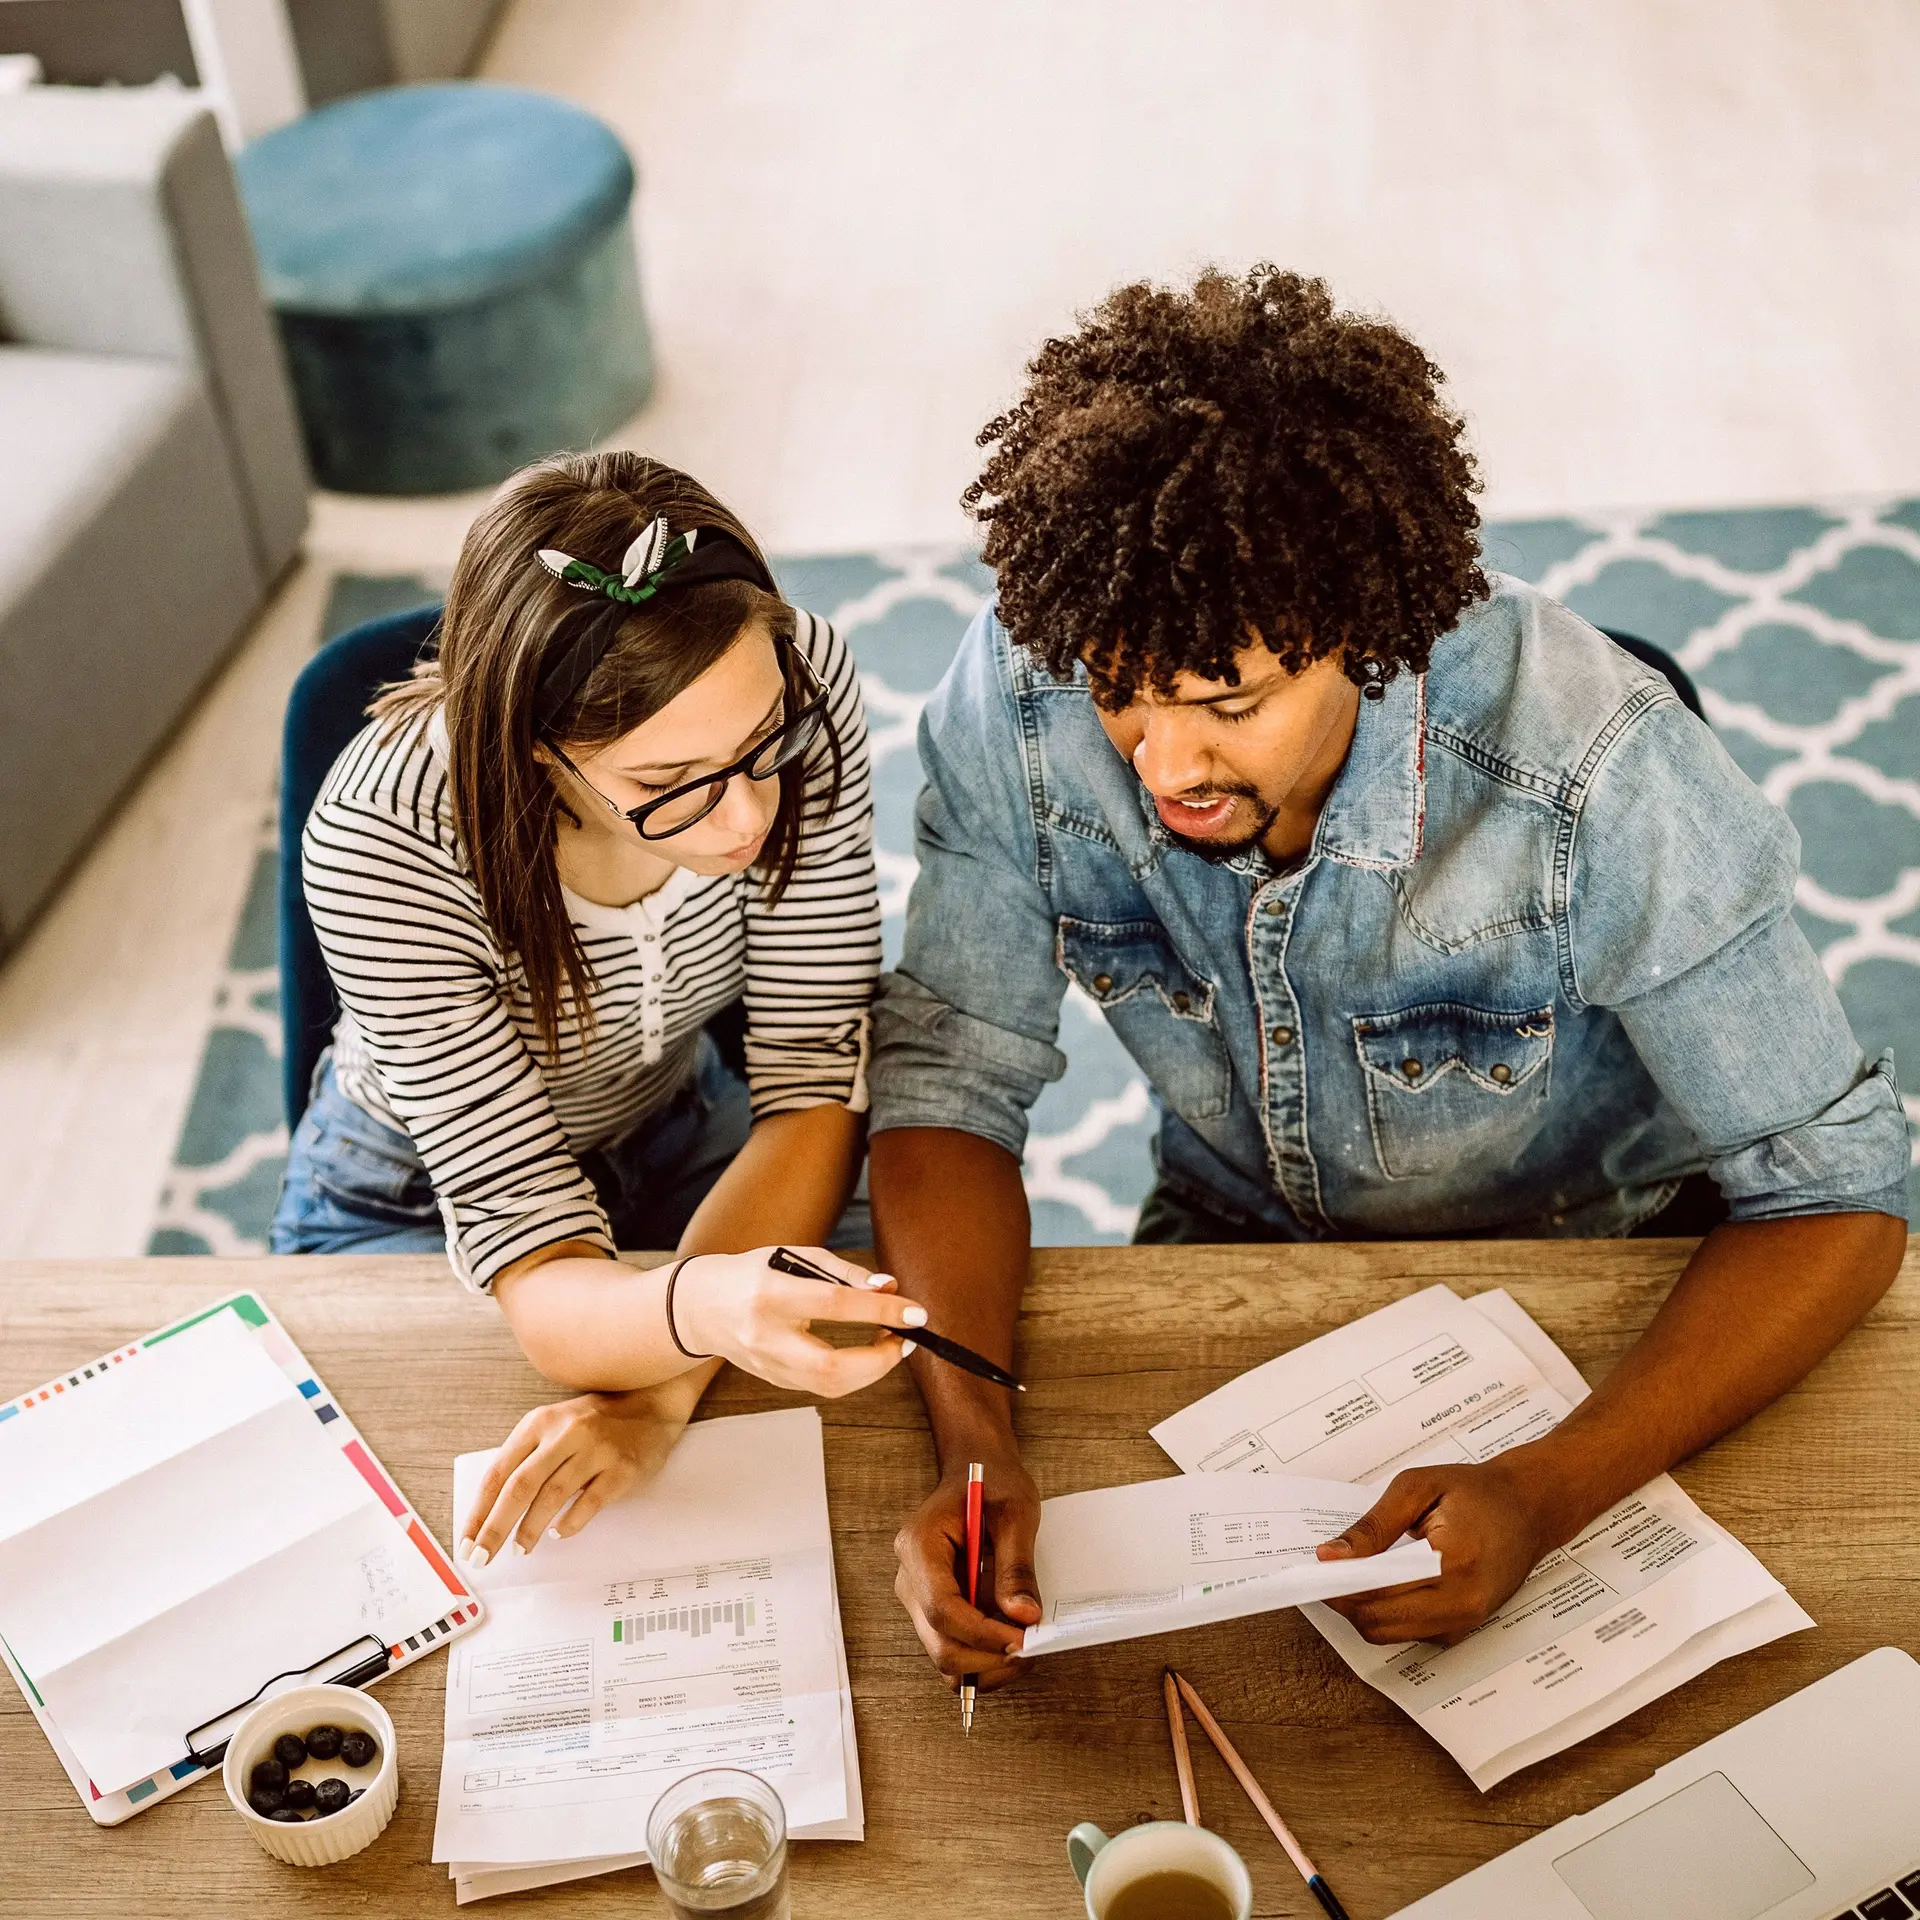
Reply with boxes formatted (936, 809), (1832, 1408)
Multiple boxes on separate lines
(963, 265), (1487, 708)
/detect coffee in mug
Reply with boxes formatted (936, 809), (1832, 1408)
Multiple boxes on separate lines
(1067, 1820), (1253, 1920)
(1103, 1868), (1240, 1920)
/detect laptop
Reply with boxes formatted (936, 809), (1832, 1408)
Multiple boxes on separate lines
(1393, 1647), (1920, 1920)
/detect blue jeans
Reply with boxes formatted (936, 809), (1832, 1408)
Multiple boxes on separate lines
(271, 1037), (754, 1258)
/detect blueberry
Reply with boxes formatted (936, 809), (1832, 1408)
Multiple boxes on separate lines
(338, 1729), (377, 1768)
(346, 1788), (364, 1805)
(273, 1731), (308, 1769)
(313, 1777), (350, 1816)
(249, 1758), (288, 1796)
(304, 1723), (343, 1760)
(268, 1806), (306, 1823)
(248, 1787), (285, 1816)
(284, 1777), (316, 1810)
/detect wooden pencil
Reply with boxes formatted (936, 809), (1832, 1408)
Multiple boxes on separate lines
(1170, 1669), (1353, 1920)
(1161, 1667), (1200, 1825)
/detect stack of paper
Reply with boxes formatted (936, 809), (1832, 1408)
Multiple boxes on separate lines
(1151, 1285), (1812, 1790)
(433, 1407), (862, 1904)
(1017, 1471), (1441, 1657)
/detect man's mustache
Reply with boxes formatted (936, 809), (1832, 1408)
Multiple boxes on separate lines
(1159, 782), (1264, 805)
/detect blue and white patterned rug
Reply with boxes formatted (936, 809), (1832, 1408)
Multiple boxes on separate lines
(149, 502), (1920, 1254)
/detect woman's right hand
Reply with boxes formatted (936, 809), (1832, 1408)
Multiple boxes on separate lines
(671, 1246), (925, 1396)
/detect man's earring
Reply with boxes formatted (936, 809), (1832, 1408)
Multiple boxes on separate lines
(1357, 659), (1389, 702)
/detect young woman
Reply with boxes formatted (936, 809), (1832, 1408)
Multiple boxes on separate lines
(271, 451), (920, 1561)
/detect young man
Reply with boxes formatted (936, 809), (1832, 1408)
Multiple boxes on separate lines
(868, 266), (1909, 1693)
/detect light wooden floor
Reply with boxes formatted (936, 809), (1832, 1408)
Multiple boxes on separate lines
(3, 0), (1918, 1257)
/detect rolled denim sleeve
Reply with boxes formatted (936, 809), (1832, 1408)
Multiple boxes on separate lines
(869, 606), (1069, 1154)
(1569, 696), (1909, 1222)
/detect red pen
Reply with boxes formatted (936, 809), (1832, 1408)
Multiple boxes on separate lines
(961, 1462), (984, 1735)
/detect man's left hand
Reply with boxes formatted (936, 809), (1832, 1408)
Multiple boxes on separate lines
(1316, 1454), (1564, 1645)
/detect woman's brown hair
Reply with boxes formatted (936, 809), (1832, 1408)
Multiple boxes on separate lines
(375, 450), (835, 1059)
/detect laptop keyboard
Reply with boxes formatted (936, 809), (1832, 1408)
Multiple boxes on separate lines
(1830, 1867), (1920, 1919)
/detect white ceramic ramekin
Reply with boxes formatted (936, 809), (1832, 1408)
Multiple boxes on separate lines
(221, 1682), (398, 1867)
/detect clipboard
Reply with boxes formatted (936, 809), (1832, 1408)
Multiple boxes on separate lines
(0, 1291), (484, 1825)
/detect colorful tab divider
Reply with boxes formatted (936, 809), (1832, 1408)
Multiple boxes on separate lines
(344, 1439), (408, 1517)
(1, 1344), (144, 1420)
(144, 1294), (268, 1345)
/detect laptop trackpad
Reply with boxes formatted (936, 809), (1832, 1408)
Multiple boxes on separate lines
(1553, 1772), (1815, 1920)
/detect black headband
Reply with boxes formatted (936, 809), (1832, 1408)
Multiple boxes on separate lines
(530, 526), (779, 733)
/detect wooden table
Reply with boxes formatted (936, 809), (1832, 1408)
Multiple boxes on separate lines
(2, 1244), (1916, 1917)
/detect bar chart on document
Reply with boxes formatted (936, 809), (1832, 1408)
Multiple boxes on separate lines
(609, 1569), (761, 1646)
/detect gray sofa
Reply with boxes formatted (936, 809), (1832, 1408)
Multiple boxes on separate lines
(0, 1), (507, 107)
(0, 85), (308, 954)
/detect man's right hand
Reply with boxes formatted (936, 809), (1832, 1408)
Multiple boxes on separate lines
(871, 1126), (1044, 1690)
(893, 1446), (1043, 1690)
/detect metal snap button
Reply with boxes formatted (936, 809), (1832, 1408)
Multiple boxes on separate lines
(1092, 973), (1113, 995)
(1489, 1062), (1512, 1084)
(1401, 1058), (1423, 1080)
(1270, 1025), (1293, 1046)
(1172, 991), (1192, 1014)
(1263, 898), (1286, 916)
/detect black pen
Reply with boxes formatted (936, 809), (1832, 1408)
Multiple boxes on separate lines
(766, 1247), (1025, 1392)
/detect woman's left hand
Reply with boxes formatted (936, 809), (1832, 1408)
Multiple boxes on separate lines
(459, 1381), (700, 1565)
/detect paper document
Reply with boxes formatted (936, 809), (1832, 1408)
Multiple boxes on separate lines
(1019, 1473), (1440, 1656)
(0, 1310), (455, 1795)
(1151, 1285), (1811, 1790)
(434, 1407), (862, 1901)
(448, 1578), (862, 1907)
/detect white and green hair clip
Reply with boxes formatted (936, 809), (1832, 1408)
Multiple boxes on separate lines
(529, 516), (783, 730)
(537, 516), (699, 605)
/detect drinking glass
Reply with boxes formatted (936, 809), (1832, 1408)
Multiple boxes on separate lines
(646, 1768), (790, 1919)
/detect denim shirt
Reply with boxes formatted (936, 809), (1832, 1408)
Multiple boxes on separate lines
(869, 575), (1909, 1237)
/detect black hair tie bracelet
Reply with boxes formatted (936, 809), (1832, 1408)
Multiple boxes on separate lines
(664, 1256), (711, 1360)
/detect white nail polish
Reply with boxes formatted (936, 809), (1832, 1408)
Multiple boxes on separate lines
(469, 1544), (492, 1569)
(899, 1339), (917, 1356)
(864, 1273), (889, 1288)
(902, 1306), (928, 1327)
(512, 1539), (529, 1557)
(548, 1527), (563, 1540)
(457, 1537), (474, 1560)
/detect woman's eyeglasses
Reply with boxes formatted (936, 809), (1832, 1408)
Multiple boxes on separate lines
(547, 641), (830, 841)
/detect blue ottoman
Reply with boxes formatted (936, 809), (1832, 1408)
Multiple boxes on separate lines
(237, 83), (652, 495)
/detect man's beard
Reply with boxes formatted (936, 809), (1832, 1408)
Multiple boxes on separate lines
(1160, 786), (1279, 863)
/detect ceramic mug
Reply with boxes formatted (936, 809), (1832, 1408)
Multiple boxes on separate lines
(1067, 1820), (1254, 1919)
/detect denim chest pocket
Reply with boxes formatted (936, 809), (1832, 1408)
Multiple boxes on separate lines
(1056, 916), (1232, 1119)
(1352, 1002), (1554, 1181)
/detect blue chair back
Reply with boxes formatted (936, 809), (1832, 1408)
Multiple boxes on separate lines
(280, 603), (443, 1128)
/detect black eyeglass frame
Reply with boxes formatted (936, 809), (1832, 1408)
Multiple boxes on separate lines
(545, 638), (831, 842)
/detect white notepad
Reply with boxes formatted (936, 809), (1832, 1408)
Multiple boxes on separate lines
(0, 1293), (482, 1821)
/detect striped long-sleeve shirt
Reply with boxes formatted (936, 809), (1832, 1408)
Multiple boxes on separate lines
(301, 611), (880, 1290)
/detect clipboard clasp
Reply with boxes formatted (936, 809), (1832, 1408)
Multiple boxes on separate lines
(183, 1633), (391, 1771)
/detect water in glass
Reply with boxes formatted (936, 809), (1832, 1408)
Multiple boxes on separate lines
(648, 1772), (790, 1919)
